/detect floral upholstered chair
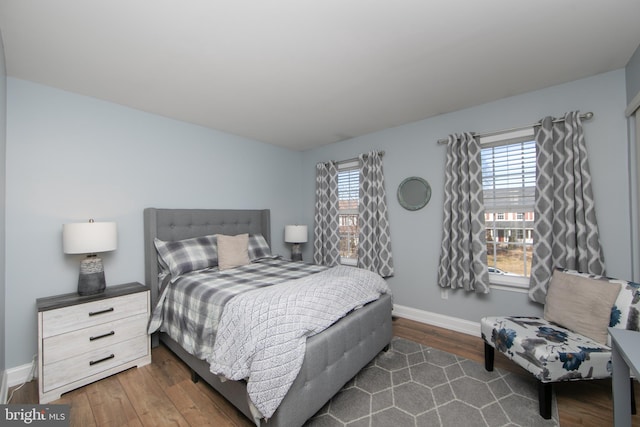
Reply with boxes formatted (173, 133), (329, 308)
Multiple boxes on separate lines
(481, 268), (640, 419)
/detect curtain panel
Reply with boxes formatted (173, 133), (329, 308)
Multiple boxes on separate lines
(357, 151), (394, 277)
(313, 161), (340, 266)
(437, 132), (490, 293)
(528, 111), (606, 303)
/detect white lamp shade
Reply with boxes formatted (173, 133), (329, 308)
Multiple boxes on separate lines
(63, 221), (117, 254)
(284, 225), (308, 243)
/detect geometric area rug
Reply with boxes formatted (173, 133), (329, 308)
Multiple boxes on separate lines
(305, 337), (558, 427)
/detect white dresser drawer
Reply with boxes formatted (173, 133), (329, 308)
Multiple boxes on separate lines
(42, 292), (148, 338)
(43, 334), (149, 392)
(42, 312), (148, 365)
(37, 283), (152, 403)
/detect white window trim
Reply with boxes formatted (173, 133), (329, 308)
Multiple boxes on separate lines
(339, 159), (360, 170)
(479, 127), (535, 146)
(489, 274), (529, 293)
(482, 126), (535, 291)
(340, 257), (358, 266)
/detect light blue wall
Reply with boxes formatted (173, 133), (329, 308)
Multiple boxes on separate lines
(5, 78), (303, 367)
(626, 44), (640, 104)
(301, 69), (632, 323)
(0, 30), (7, 378)
(3, 69), (634, 369)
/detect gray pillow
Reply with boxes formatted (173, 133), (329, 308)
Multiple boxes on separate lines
(248, 234), (272, 260)
(154, 234), (218, 279)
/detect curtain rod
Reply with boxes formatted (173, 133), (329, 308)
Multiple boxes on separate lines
(436, 112), (594, 145)
(333, 150), (385, 165)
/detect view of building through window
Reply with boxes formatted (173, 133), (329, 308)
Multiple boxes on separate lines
(485, 211), (533, 276)
(481, 139), (536, 277)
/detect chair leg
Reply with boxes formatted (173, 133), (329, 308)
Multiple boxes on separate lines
(538, 381), (553, 419)
(484, 341), (495, 371)
(631, 378), (637, 415)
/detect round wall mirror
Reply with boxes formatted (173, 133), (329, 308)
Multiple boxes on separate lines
(397, 177), (431, 211)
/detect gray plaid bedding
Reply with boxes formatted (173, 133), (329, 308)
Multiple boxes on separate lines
(147, 257), (327, 359)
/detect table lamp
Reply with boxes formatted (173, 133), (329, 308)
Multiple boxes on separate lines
(285, 225), (307, 262)
(63, 219), (117, 295)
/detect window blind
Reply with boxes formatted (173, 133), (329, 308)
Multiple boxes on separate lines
(481, 139), (536, 213)
(338, 167), (359, 211)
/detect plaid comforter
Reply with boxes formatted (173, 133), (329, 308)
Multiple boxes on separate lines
(148, 257), (327, 359)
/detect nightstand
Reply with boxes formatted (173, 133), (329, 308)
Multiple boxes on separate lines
(37, 282), (151, 404)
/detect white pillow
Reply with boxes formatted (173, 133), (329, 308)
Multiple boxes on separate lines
(544, 269), (621, 344)
(217, 234), (250, 270)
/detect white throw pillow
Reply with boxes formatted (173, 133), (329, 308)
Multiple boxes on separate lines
(544, 269), (621, 344)
(217, 234), (250, 270)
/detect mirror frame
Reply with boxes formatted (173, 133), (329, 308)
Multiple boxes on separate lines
(397, 176), (431, 211)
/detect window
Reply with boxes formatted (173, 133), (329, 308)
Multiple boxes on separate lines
(480, 129), (535, 289)
(337, 160), (360, 264)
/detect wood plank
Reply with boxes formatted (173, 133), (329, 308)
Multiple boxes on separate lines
(117, 364), (190, 427)
(56, 388), (97, 427)
(146, 345), (240, 426)
(166, 380), (242, 427)
(146, 344), (191, 386)
(190, 381), (254, 427)
(6, 379), (38, 404)
(84, 374), (142, 427)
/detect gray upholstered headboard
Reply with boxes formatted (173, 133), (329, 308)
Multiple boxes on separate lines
(143, 208), (271, 311)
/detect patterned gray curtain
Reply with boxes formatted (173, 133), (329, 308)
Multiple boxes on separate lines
(313, 161), (340, 266)
(528, 111), (606, 303)
(437, 133), (490, 293)
(357, 151), (394, 277)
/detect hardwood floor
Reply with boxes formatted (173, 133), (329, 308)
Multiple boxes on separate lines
(7, 317), (639, 426)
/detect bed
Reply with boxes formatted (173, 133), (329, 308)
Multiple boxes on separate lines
(143, 208), (393, 427)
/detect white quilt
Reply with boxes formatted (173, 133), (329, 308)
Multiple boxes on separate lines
(206, 265), (390, 420)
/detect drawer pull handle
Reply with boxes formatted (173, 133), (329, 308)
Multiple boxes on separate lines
(89, 331), (115, 341)
(88, 307), (114, 317)
(89, 354), (115, 366)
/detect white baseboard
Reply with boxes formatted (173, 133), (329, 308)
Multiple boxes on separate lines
(6, 358), (36, 388)
(1, 369), (7, 404)
(392, 304), (481, 337)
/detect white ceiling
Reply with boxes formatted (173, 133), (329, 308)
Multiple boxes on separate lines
(1, 1), (640, 151)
